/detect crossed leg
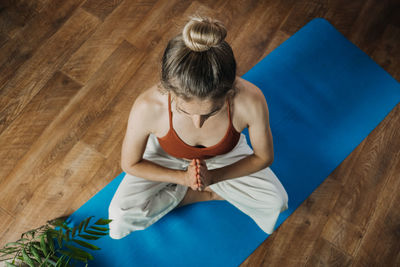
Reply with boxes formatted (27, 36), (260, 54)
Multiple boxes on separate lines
(176, 186), (224, 208)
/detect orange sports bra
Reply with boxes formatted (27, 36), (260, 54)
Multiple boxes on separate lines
(157, 92), (241, 160)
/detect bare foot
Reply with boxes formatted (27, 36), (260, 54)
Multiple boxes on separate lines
(176, 188), (213, 208)
(204, 186), (224, 201)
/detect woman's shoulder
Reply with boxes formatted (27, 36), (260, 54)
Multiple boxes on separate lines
(232, 76), (268, 128)
(234, 76), (265, 103)
(129, 83), (168, 134)
(132, 83), (168, 112)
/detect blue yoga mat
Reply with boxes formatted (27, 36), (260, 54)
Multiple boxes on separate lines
(62, 18), (400, 266)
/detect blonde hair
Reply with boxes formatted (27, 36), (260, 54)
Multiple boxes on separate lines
(159, 15), (237, 101)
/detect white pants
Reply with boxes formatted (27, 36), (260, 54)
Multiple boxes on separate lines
(108, 133), (289, 239)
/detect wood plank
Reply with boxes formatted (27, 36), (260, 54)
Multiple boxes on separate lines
(0, 207), (14, 248)
(0, 32), (8, 48)
(0, 0), (84, 89)
(0, 71), (82, 184)
(61, 0), (155, 84)
(0, 140), (106, 248)
(124, 0), (196, 50)
(0, 41), (138, 217)
(0, 0), (38, 39)
(241, 177), (343, 266)
(81, 0), (124, 21)
(280, 0), (330, 36)
(223, 0), (296, 74)
(348, 0), (394, 55)
(320, 105), (400, 258)
(305, 237), (353, 266)
(370, 24), (400, 81)
(323, 0), (366, 37)
(351, 107), (400, 266)
(0, 8), (100, 135)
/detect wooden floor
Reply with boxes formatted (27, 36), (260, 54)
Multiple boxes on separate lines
(0, 0), (399, 266)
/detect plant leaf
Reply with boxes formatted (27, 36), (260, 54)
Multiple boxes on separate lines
(78, 234), (100, 240)
(17, 238), (30, 242)
(94, 218), (112, 225)
(83, 229), (107, 236)
(83, 216), (93, 231)
(64, 255), (72, 267)
(30, 245), (43, 264)
(4, 242), (20, 248)
(59, 249), (87, 262)
(47, 228), (60, 236)
(22, 248), (36, 267)
(55, 254), (66, 267)
(60, 224), (70, 231)
(57, 229), (63, 247)
(48, 218), (67, 227)
(72, 226), (77, 237)
(65, 229), (70, 242)
(65, 244), (94, 260)
(5, 261), (18, 267)
(0, 246), (20, 254)
(78, 220), (85, 234)
(71, 239), (100, 250)
(38, 251), (52, 267)
(89, 226), (109, 232)
(40, 235), (48, 257)
(46, 231), (55, 253)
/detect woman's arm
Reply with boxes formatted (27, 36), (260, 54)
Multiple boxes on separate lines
(121, 93), (185, 185)
(210, 85), (274, 183)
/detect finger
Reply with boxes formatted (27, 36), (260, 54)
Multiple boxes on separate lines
(197, 174), (202, 185)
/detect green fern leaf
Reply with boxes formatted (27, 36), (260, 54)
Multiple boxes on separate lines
(30, 245), (43, 264)
(65, 229), (70, 242)
(58, 229), (63, 247)
(89, 226), (109, 232)
(78, 220), (85, 234)
(48, 218), (66, 227)
(94, 218), (112, 225)
(63, 255), (72, 267)
(4, 242), (20, 248)
(40, 235), (48, 257)
(38, 251), (53, 267)
(22, 248), (36, 267)
(78, 234), (100, 240)
(65, 244), (94, 260)
(83, 216), (94, 231)
(46, 231), (55, 253)
(59, 249), (87, 262)
(55, 254), (66, 267)
(84, 229), (107, 236)
(72, 226), (77, 237)
(71, 239), (100, 250)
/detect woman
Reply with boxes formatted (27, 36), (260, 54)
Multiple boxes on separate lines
(108, 15), (289, 240)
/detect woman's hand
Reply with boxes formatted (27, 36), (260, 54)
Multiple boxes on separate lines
(195, 159), (213, 191)
(182, 159), (201, 191)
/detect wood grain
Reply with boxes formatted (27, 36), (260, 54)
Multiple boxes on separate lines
(0, 0), (398, 266)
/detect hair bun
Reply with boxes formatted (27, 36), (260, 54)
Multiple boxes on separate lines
(182, 15), (227, 52)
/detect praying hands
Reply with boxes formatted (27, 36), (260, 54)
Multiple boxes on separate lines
(183, 159), (214, 191)
(194, 159), (213, 191)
